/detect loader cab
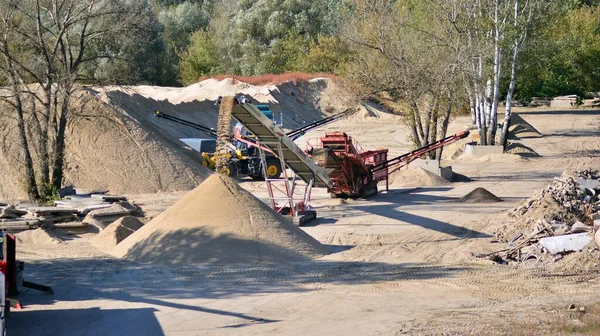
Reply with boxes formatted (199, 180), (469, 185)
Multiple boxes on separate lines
(255, 104), (274, 122)
(179, 138), (217, 155)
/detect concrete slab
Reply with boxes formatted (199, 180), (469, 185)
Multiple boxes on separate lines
(540, 233), (592, 254)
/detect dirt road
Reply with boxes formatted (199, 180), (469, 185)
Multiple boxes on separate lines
(8, 109), (600, 335)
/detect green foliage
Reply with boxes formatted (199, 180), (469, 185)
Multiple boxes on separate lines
(42, 183), (61, 205)
(156, 1), (212, 85)
(299, 35), (353, 74)
(79, 2), (164, 85)
(179, 29), (220, 85)
(516, 5), (600, 100)
(214, 0), (346, 75)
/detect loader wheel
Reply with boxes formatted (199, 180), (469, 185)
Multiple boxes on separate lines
(227, 162), (238, 178)
(264, 159), (282, 179)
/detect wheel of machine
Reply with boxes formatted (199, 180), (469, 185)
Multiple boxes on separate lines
(264, 158), (282, 179)
(227, 162), (239, 178)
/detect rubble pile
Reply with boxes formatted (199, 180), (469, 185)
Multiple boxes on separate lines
(0, 188), (141, 232)
(483, 169), (600, 266)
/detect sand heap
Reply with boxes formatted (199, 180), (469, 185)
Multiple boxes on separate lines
(388, 167), (449, 187)
(508, 113), (543, 139)
(15, 228), (61, 245)
(90, 216), (145, 254)
(112, 174), (329, 265)
(0, 78), (353, 201)
(459, 188), (503, 203)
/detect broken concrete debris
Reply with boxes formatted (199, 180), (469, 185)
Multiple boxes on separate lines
(481, 169), (600, 265)
(0, 191), (140, 232)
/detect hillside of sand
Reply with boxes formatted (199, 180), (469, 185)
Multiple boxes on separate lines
(0, 78), (355, 201)
(112, 174), (329, 265)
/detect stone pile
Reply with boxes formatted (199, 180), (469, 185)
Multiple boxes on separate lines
(484, 169), (600, 264)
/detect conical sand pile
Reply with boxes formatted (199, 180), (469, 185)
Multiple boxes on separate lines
(459, 187), (503, 203)
(91, 216), (145, 254)
(112, 174), (329, 265)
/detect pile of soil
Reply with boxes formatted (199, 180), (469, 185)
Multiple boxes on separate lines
(112, 174), (329, 265)
(0, 78), (354, 201)
(388, 167), (449, 187)
(15, 228), (61, 245)
(508, 113), (543, 139)
(505, 142), (540, 157)
(90, 216), (145, 254)
(459, 188), (503, 203)
(488, 170), (596, 243)
(456, 152), (527, 163)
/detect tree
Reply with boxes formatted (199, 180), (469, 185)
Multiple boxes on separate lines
(0, 0), (154, 201)
(211, 0), (346, 75)
(342, 0), (464, 157)
(155, 1), (212, 85)
(179, 28), (220, 85)
(516, 4), (600, 102)
(432, 0), (548, 146)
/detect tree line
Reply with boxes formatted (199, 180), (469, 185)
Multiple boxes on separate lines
(0, 0), (599, 201)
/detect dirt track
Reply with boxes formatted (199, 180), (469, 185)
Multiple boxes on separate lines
(8, 108), (600, 335)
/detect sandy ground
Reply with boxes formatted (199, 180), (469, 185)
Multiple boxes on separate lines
(8, 108), (600, 335)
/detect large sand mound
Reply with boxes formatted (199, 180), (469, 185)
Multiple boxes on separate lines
(388, 167), (449, 187)
(90, 216), (145, 254)
(459, 188), (503, 203)
(0, 78), (354, 201)
(112, 174), (329, 265)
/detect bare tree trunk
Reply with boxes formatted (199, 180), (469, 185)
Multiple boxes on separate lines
(436, 95), (453, 161)
(423, 95), (437, 147)
(429, 102), (439, 159)
(466, 85), (476, 125)
(500, 0), (527, 149)
(50, 93), (70, 189)
(411, 100), (426, 143)
(475, 56), (487, 145)
(2, 59), (40, 199)
(409, 101), (424, 147)
(489, 3), (503, 145)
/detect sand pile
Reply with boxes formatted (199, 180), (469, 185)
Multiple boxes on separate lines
(459, 188), (503, 203)
(508, 113), (543, 139)
(15, 228), (61, 245)
(505, 141), (540, 157)
(456, 152), (527, 163)
(90, 216), (145, 254)
(112, 174), (329, 265)
(388, 167), (449, 187)
(0, 78), (354, 201)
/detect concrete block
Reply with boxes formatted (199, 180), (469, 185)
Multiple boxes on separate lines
(408, 159), (454, 180)
(408, 159), (440, 174)
(464, 144), (504, 158)
(440, 166), (454, 181)
(540, 233), (592, 254)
